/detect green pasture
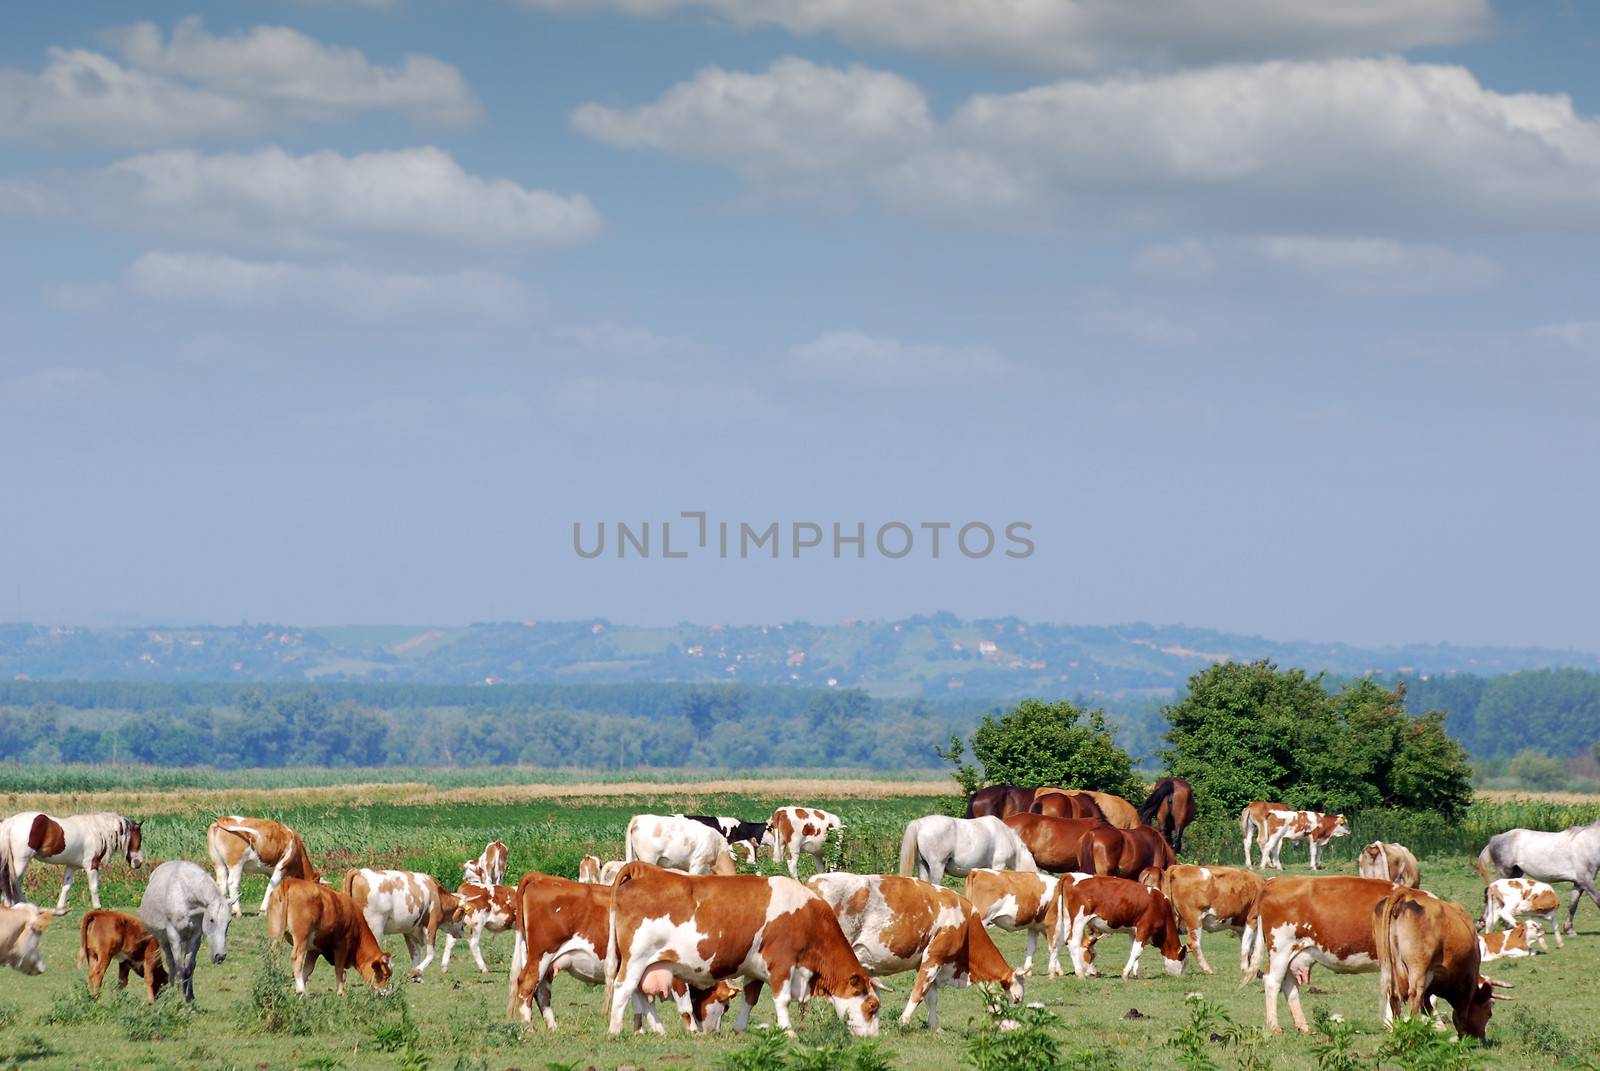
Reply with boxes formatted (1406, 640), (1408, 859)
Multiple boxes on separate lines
(3, 789), (1600, 1069)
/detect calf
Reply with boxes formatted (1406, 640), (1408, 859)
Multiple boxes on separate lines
(342, 869), (465, 980)
(1148, 864), (1265, 976)
(809, 873), (1022, 1029)
(1357, 841), (1421, 887)
(1245, 875), (1395, 1032)
(964, 868), (1065, 978)
(442, 880), (517, 974)
(625, 815), (738, 875)
(1061, 875), (1186, 979)
(579, 855), (624, 885)
(207, 816), (321, 917)
(267, 877), (393, 995)
(768, 807), (843, 879)
(1479, 920), (1542, 962)
(685, 815), (768, 866)
(1481, 878), (1562, 949)
(0, 903), (54, 975)
(605, 862), (880, 1037)
(79, 909), (167, 1002)
(1373, 884), (1504, 1038)
(1261, 809), (1351, 870)
(1239, 801), (1290, 869)
(464, 840), (508, 886)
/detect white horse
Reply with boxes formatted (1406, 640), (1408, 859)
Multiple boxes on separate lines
(1478, 820), (1600, 934)
(0, 811), (144, 911)
(898, 815), (1037, 887)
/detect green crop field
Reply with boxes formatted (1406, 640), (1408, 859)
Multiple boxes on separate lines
(3, 782), (1599, 1070)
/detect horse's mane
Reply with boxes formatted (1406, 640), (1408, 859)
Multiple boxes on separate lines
(80, 811), (132, 865)
(1138, 779), (1174, 825)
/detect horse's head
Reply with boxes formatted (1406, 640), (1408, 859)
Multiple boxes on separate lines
(125, 820), (145, 868)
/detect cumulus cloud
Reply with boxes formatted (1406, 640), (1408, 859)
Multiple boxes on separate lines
(524, 0), (1488, 73)
(0, 17), (478, 146)
(787, 330), (1006, 389)
(574, 57), (1600, 235)
(1137, 236), (1500, 294)
(102, 146), (600, 251)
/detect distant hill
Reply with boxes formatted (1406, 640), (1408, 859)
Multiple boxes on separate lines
(3, 616), (1596, 698)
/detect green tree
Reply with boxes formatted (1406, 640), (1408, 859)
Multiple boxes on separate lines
(1507, 748), (1568, 791)
(948, 698), (1142, 797)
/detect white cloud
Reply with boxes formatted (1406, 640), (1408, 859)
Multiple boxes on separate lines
(524, 0), (1488, 73)
(0, 18), (478, 146)
(787, 330), (1006, 389)
(2, 366), (118, 401)
(103, 146), (601, 251)
(1534, 321), (1600, 351)
(547, 376), (777, 429)
(574, 56), (1600, 234)
(1137, 236), (1500, 294)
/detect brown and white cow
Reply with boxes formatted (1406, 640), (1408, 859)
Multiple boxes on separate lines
(207, 816), (321, 917)
(464, 840), (508, 887)
(1260, 810), (1351, 870)
(506, 870), (731, 1032)
(1245, 875), (1396, 1032)
(1481, 878), (1562, 949)
(1357, 841), (1421, 887)
(1002, 814), (1108, 873)
(1373, 884), (1504, 1038)
(0, 903), (54, 975)
(1146, 864), (1266, 976)
(964, 868), (1065, 978)
(1061, 874), (1186, 980)
(604, 862), (880, 1038)
(342, 869), (466, 980)
(266, 876), (393, 995)
(809, 873), (1022, 1029)
(1479, 920), (1542, 961)
(579, 855), (625, 885)
(768, 807), (844, 880)
(79, 909), (167, 1002)
(1239, 801), (1291, 869)
(442, 879), (517, 974)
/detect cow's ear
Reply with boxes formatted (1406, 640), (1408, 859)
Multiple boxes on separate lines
(31, 912), (54, 933)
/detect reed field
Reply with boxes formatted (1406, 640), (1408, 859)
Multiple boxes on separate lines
(4, 776), (1600, 1070)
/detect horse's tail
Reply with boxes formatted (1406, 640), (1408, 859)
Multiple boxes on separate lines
(1138, 779), (1172, 826)
(1013, 836), (1039, 874)
(1473, 845), (1495, 883)
(0, 847), (15, 907)
(897, 821), (920, 878)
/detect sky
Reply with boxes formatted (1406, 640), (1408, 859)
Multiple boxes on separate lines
(2, 1), (1599, 651)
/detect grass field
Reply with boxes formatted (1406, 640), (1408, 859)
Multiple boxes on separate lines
(4, 780), (1600, 1070)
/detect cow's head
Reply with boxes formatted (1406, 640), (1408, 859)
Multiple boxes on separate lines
(712, 849), (738, 876)
(1152, 895), (1188, 976)
(1330, 815), (1352, 839)
(1522, 919), (1545, 950)
(3, 908), (53, 975)
(819, 970), (880, 1037)
(125, 820), (144, 868)
(1457, 976), (1511, 1039)
(362, 952), (395, 994)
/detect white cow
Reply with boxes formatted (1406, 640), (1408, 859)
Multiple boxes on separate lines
(342, 869), (464, 980)
(624, 815), (737, 875)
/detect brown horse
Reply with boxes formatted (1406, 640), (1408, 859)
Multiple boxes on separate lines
(1030, 789), (1106, 821)
(1079, 825), (1175, 878)
(1002, 814), (1110, 873)
(1139, 778), (1197, 853)
(966, 785), (1039, 819)
(1081, 792), (1141, 830)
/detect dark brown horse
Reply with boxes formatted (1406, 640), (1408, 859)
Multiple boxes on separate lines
(1030, 789), (1106, 821)
(966, 785), (1039, 819)
(1001, 814), (1110, 873)
(1139, 777), (1197, 854)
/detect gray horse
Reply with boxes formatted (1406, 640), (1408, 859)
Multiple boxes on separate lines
(139, 860), (231, 1003)
(1478, 819), (1600, 934)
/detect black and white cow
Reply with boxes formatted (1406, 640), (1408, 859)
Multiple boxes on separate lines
(683, 815), (768, 866)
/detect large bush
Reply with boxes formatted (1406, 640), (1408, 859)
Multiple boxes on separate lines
(1161, 662), (1473, 821)
(941, 698), (1143, 799)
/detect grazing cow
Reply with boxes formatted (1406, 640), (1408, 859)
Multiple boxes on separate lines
(1481, 878), (1562, 949)
(138, 860), (231, 1004)
(1002, 814), (1109, 873)
(684, 815), (769, 866)
(898, 815), (1036, 887)
(1061, 875), (1185, 979)
(1357, 841), (1421, 887)
(0, 811), (143, 910)
(0, 903), (54, 975)
(1079, 824), (1175, 879)
(1030, 789), (1106, 821)
(1244, 875), (1395, 1033)
(207, 816), (321, 917)
(964, 868), (1065, 977)
(625, 814), (738, 876)
(442, 879), (517, 973)
(464, 840), (509, 886)
(579, 855), (625, 885)
(79, 909), (167, 1002)
(1373, 884), (1505, 1038)
(1139, 778), (1198, 853)
(1146, 864), (1266, 975)
(768, 807), (844, 880)
(1239, 801), (1290, 869)
(267, 876), (393, 995)
(604, 863), (881, 1038)
(965, 786), (1038, 820)
(1476, 821), (1600, 934)
(342, 868), (465, 980)
(809, 873), (1022, 1029)
(1479, 920), (1543, 962)
(1260, 810), (1351, 870)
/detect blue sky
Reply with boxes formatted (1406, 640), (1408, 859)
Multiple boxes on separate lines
(2, 1), (1598, 651)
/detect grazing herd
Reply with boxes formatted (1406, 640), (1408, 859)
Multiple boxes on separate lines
(1, 787), (1599, 1051)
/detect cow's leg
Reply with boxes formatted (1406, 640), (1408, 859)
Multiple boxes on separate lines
(1242, 821), (1255, 869)
(1283, 954), (1311, 1033)
(290, 938), (311, 995)
(534, 978), (556, 1030)
(441, 931), (456, 973)
(404, 933), (426, 979)
(1020, 928), (1037, 976)
(1189, 925), (1212, 975)
(734, 979), (763, 1032)
(769, 969), (797, 1037)
(1067, 912), (1094, 978)
(1120, 937), (1144, 980)
(924, 978), (942, 1032)
(901, 964), (937, 1026)
(1261, 938), (1291, 1033)
(471, 920), (490, 972)
(785, 843), (799, 880)
(54, 866), (76, 911)
(607, 958), (649, 1036)
(217, 862), (242, 917)
(414, 926), (437, 975)
(116, 957), (132, 991)
(258, 858), (291, 914)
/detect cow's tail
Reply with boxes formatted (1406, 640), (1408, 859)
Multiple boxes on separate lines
(623, 817), (637, 865)
(78, 911), (92, 966)
(1238, 904), (1265, 987)
(266, 881), (288, 944)
(1372, 892), (1405, 1006)
(897, 821), (920, 878)
(341, 870), (359, 898)
(603, 866), (629, 1024)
